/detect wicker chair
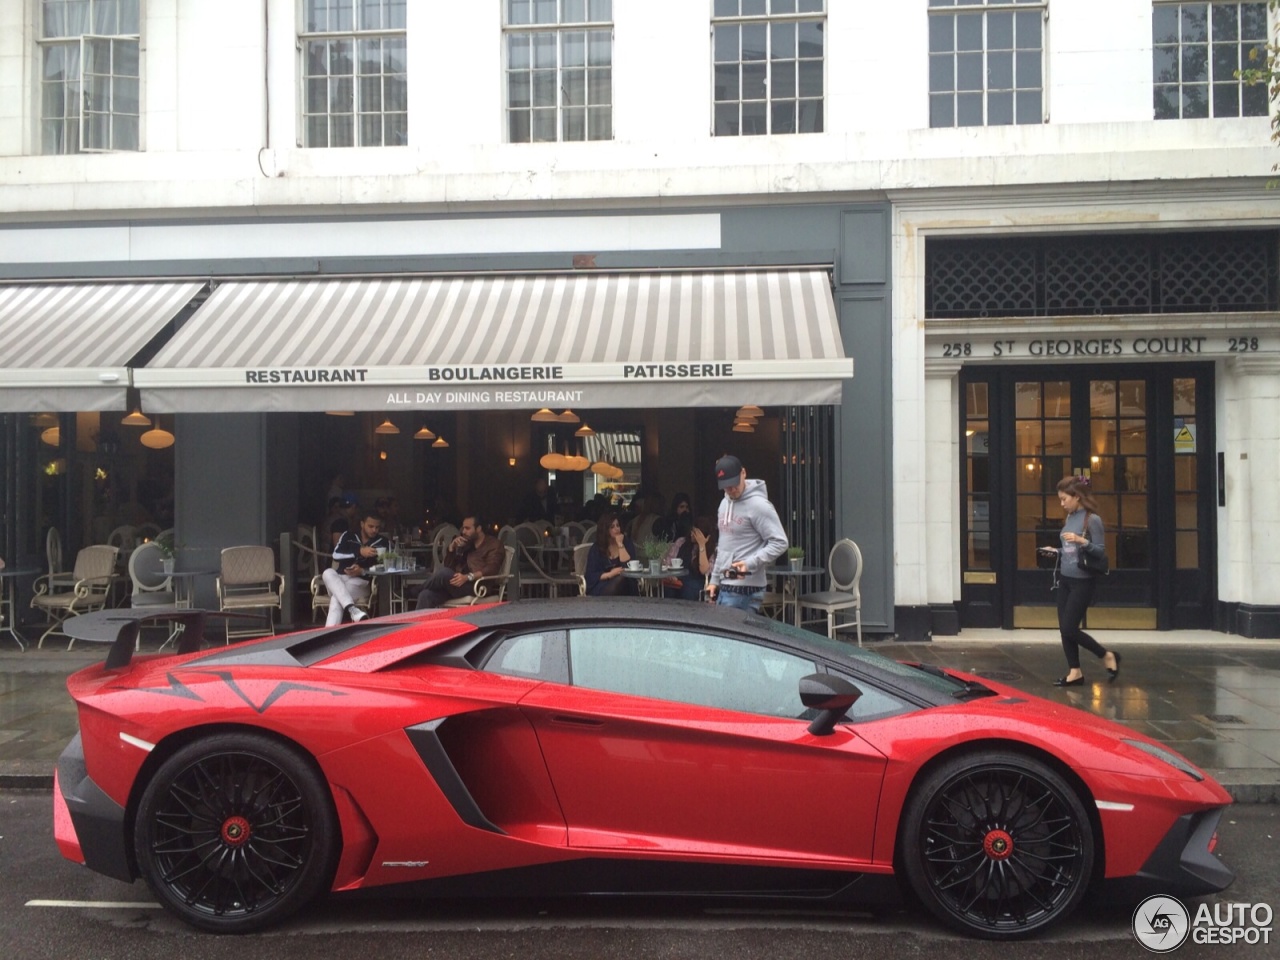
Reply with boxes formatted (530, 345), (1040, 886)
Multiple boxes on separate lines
(216, 546), (285, 641)
(32, 545), (119, 649)
(441, 546), (515, 607)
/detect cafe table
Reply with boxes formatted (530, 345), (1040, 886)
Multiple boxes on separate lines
(0, 566), (40, 650)
(165, 568), (219, 609)
(367, 561), (427, 615)
(767, 564), (827, 624)
(622, 565), (688, 598)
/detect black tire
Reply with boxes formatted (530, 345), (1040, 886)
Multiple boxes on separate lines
(134, 732), (339, 933)
(899, 751), (1094, 940)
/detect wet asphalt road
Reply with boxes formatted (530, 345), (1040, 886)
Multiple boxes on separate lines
(4, 790), (1279, 960)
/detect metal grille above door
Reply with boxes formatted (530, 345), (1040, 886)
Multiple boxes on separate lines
(926, 231), (1279, 318)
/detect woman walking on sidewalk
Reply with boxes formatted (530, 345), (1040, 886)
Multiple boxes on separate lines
(1044, 476), (1121, 687)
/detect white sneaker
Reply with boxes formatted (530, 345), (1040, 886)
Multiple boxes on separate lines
(347, 605), (368, 623)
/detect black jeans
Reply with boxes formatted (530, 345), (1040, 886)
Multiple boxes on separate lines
(416, 568), (470, 609)
(1056, 574), (1106, 669)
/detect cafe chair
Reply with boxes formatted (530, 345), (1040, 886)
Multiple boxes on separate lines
(45, 527), (64, 580)
(311, 568), (378, 620)
(217, 545), (285, 641)
(572, 542), (594, 597)
(442, 546), (515, 607)
(517, 542), (579, 599)
(513, 524), (542, 579)
(128, 541), (175, 607)
(797, 538), (864, 646)
(128, 541), (181, 648)
(430, 524), (458, 569)
(31, 544), (119, 649)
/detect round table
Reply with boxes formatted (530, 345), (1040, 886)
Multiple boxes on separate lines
(0, 567), (40, 650)
(622, 566), (689, 598)
(367, 563), (428, 615)
(767, 564), (827, 624)
(165, 569), (219, 609)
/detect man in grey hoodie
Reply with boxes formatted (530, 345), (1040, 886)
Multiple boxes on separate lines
(707, 455), (789, 612)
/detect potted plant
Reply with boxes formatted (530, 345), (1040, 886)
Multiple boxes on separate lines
(155, 532), (176, 574)
(639, 536), (670, 574)
(786, 545), (805, 571)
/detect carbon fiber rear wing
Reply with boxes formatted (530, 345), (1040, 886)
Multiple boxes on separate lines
(61, 607), (222, 669)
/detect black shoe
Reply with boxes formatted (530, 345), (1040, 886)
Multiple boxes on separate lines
(1053, 675), (1084, 687)
(1106, 651), (1122, 681)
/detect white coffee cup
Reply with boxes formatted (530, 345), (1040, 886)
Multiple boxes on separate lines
(668, 558), (684, 569)
(626, 560), (642, 571)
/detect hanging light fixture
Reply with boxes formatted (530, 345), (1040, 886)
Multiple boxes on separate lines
(732, 420), (755, 433)
(540, 451), (566, 470)
(374, 419), (400, 435)
(325, 411), (355, 417)
(40, 425), (61, 447)
(556, 410), (581, 423)
(530, 408), (559, 422)
(140, 422), (176, 449)
(566, 454), (590, 471)
(737, 404), (765, 418)
(121, 407), (151, 426)
(33, 412), (58, 428)
(379, 450), (388, 460)
(432, 436), (449, 448)
(574, 423), (595, 437)
(414, 425), (436, 440)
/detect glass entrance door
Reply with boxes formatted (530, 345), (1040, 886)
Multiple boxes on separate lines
(959, 365), (1214, 630)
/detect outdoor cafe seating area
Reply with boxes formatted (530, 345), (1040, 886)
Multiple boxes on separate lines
(1, 519), (864, 652)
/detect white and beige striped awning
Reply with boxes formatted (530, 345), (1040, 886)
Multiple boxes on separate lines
(0, 282), (204, 411)
(137, 270), (852, 412)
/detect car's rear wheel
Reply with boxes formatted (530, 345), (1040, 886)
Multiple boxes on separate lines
(900, 751), (1093, 940)
(134, 732), (338, 933)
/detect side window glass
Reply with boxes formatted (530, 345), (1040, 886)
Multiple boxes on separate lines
(569, 627), (816, 719)
(483, 631), (567, 683)
(825, 668), (911, 723)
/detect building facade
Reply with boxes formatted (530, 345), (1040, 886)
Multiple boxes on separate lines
(0, 0), (1277, 637)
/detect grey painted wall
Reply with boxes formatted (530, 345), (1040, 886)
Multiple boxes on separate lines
(6, 200), (898, 633)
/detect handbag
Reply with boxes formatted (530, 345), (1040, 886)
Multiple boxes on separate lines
(1079, 524), (1109, 576)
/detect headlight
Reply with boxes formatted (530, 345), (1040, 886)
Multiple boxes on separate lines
(1123, 738), (1204, 781)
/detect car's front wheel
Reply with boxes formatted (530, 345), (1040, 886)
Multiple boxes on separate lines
(900, 751), (1094, 940)
(134, 732), (339, 933)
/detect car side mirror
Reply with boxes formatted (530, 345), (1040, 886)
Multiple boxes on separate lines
(799, 673), (862, 736)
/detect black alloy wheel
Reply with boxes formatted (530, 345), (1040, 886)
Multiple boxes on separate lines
(134, 732), (339, 933)
(900, 751), (1094, 940)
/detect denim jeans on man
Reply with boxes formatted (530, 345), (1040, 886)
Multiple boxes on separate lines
(716, 587), (763, 613)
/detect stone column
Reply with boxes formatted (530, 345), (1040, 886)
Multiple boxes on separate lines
(1222, 355), (1280, 636)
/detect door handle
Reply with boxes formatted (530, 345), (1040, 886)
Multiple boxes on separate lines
(550, 714), (604, 727)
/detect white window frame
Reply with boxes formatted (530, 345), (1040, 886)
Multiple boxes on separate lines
(502, 0), (614, 143)
(928, 0), (1047, 128)
(1152, 1), (1271, 120)
(299, 0), (408, 148)
(37, 0), (141, 154)
(710, 0), (826, 137)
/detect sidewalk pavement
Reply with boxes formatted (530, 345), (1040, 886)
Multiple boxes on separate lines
(2, 627), (1280, 802)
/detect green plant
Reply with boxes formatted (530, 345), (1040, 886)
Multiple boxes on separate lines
(154, 532), (175, 558)
(786, 545), (805, 560)
(638, 536), (670, 563)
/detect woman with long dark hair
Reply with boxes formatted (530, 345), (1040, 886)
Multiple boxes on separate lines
(1045, 475), (1120, 686)
(583, 510), (638, 597)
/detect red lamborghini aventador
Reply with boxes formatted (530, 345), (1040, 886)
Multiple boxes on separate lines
(53, 599), (1232, 939)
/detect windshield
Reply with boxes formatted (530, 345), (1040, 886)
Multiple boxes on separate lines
(755, 616), (969, 697)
